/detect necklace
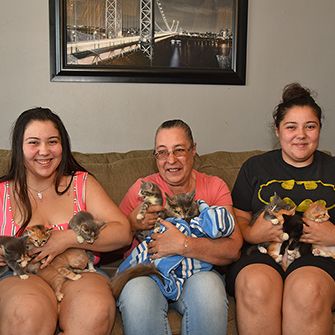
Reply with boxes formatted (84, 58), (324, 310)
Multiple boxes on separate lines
(28, 183), (53, 200)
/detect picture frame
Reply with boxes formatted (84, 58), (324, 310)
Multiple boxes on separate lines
(49, 0), (248, 84)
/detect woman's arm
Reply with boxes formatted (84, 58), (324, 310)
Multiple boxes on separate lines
(33, 175), (132, 266)
(149, 205), (243, 266)
(235, 207), (284, 244)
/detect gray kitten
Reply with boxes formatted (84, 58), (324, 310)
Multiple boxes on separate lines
(0, 236), (30, 279)
(69, 211), (106, 271)
(136, 181), (199, 242)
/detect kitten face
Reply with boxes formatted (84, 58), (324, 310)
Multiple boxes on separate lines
(24, 225), (52, 247)
(264, 194), (296, 224)
(69, 211), (105, 244)
(304, 201), (330, 222)
(138, 181), (163, 205)
(165, 191), (199, 222)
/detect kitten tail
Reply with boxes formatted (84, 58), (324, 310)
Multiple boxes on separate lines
(110, 264), (162, 299)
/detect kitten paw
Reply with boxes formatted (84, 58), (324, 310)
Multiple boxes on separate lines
(312, 248), (321, 256)
(287, 249), (300, 261)
(275, 255), (283, 263)
(258, 246), (267, 254)
(19, 274), (29, 280)
(282, 233), (289, 241)
(72, 274), (82, 280)
(136, 213), (144, 220)
(76, 236), (85, 244)
(56, 293), (64, 302)
(270, 218), (280, 225)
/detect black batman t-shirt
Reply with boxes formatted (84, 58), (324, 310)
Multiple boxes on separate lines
(232, 149), (335, 221)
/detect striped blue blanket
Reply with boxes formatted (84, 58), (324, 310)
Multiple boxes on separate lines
(117, 200), (235, 301)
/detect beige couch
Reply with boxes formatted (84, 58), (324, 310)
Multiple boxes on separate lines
(0, 149), (333, 334)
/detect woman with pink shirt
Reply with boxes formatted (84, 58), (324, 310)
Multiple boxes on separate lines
(0, 107), (132, 335)
(118, 119), (242, 335)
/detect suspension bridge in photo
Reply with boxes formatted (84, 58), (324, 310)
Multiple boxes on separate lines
(67, 0), (182, 64)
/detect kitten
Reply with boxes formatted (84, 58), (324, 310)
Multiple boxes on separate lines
(69, 211), (106, 271)
(164, 191), (199, 222)
(69, 211), (106, 244)
(0, 236), (30, 279)
(248, 193), (296, 265)
(136, 181), (164, 242)
(24, 212), (104, 301)
(136, 181), (199, 241)
(303, 201), (334, 259)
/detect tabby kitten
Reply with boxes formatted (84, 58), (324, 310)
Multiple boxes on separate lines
(0, 236), (30, 279)
(69, 211), (106, 271)
(303, 201), (334, 259)
(136, 181), (199, 242)
(136, 181), (164, 242)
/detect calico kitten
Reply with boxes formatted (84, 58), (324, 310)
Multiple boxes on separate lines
(303, 201), (334, 259)
(0, 235), (30, 279)
(248, 193), (296, 265)
(165, 191), (199, 222)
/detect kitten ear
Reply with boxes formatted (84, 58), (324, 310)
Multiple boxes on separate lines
(165, 192), (172, 202)
(188, 190), (196, 201)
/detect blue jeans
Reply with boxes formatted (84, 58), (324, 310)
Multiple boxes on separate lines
(117, 271), (228, 335)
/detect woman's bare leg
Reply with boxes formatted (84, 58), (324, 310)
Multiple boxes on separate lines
(283, 267), (335, 335)
(0, 275), (58, 335)
(58, 272), (116, 335)
(235, 264), (283, 335)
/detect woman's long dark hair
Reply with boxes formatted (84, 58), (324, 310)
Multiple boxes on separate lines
(0, 107), (87, 235)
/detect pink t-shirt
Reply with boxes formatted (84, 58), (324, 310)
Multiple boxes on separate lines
(119, 169), (232, 255)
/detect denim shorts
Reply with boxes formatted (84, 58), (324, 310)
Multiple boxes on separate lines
(0, 267), (14, 281)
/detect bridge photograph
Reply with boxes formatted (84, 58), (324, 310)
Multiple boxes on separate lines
(65, 0), (235, 69)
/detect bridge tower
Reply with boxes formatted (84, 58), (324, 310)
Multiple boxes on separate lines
(105, 0), (122, 38)
(140, 0), (154, 59)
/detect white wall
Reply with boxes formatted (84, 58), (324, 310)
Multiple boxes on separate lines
(0, 0), (334, 154)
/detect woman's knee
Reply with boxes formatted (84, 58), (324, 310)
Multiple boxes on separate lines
(0, 290), (57, 335)
(284, 268), (335, 313)
(236, 265), (283, 306)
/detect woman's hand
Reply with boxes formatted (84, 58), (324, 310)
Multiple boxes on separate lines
(29, 229), (75, 268)
(130, 204), (165, 233)
(248, 212), (285, 244)
(148, 219), (185, 259)
(301, 218), (335, 246)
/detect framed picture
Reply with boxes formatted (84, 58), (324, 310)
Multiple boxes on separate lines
(49, 0), (248, 84)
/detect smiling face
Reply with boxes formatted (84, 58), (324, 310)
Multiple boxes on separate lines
(154, 127), (196, 191)
(23, 120), (62, 180)
(276, 105), (321, 167)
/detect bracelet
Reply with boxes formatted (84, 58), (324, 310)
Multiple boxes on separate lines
(183, 236), (189, 250)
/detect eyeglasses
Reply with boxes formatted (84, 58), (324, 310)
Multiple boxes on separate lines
(153, 146), (193, 161)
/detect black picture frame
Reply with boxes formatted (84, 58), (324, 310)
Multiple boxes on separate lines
(49, 0), (248, 84)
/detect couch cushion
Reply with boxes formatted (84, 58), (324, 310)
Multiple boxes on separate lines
(81, 156), (158, 205)
(198, 151), (264, 190)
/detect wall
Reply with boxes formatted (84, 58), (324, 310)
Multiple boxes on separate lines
(0, 0), (334, 154)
